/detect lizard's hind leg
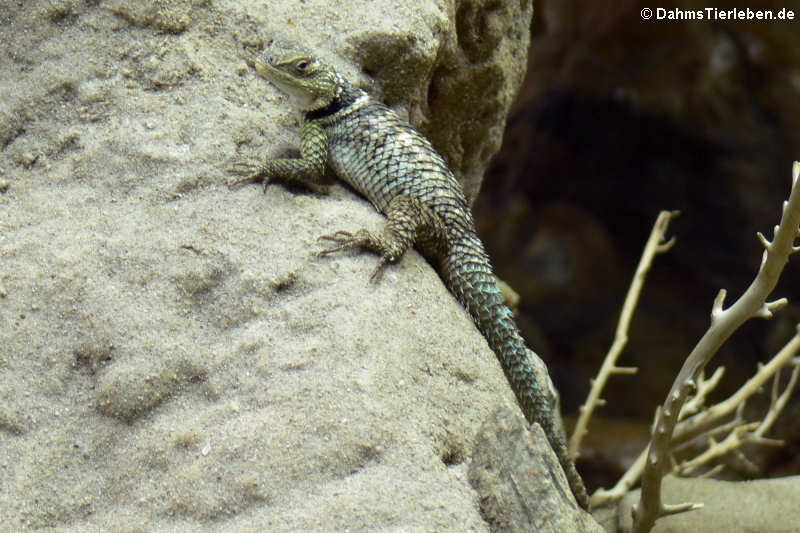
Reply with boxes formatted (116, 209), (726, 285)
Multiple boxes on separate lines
(318, 194), (447, 280)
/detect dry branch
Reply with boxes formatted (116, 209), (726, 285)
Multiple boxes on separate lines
(632, 162), (800, 532)
(591, 326), (800, 508)
(570, 210), (678, 460)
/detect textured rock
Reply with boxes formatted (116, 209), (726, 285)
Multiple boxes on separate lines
(469, 407), (602, 533)
(419, 0), (534, 202)
(0, 0), (543, 531)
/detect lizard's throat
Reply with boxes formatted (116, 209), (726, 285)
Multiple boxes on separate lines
(304, 86), (359, 120)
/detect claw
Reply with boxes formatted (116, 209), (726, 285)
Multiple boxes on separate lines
(227, 161), (261, 176)
(228, 175), (261, 190)
(227, 161), (266, 190)
(369, 256), (391, 281)
(318, 230), (355, 242)
(317, 231), (358, 256)
(316, 230), (396, 282)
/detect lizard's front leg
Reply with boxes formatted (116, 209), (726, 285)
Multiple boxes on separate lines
(319, 194), (447, 280)
(228, 121), (330, 195)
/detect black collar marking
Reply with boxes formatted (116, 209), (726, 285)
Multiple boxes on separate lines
(304, 89), (359, 121)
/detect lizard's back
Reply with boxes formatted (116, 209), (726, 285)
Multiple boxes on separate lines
(316, 90), (476, 233)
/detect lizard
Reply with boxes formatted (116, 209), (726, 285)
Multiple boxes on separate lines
(228, 40), (589, 509)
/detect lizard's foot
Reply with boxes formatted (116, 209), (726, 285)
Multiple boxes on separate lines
(318, 229), (399, 280)
(226, 161), (267, 190)
(317, 229), (376, 255)
(316, 195), (445, 281)
(227, 160), (330, 195)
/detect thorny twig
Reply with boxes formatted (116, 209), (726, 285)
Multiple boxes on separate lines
(632, 162), (800, 533)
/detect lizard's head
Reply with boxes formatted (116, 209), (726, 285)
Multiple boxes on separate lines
(254, 41), (341, 112)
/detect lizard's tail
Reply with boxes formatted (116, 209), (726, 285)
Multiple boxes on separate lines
(441, 244), (590, 508)
(440, 242), (556, 429)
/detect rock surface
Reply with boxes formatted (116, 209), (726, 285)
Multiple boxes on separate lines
(614, 476), (800, 533)
(469, 407), (602, 533)
(0, 1), (554, 531)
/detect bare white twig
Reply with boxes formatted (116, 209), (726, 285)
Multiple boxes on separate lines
(754, 360), (800, 438)
(672, 414), (744, 456)
(675, 367), (798, 479)
(679, 367), (725, 419)
(674, 328), (800, 446)
(676, 421), (761, 475)
(570, 210), (678, 460)
(591, 327), (800, 508)
(632, 162), (800, 533)
(591, 444), (649, 506)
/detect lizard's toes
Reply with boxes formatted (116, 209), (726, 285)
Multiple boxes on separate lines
(227, 174), (261, 190)
(226, 162), (265, 190)
(227, 161), (260, 176)
(318, 230), (354, 243)
(317, 231), (359, 256)
(368, 256), (391, 281)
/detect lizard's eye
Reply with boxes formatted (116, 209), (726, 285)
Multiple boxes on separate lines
(294, 59), (310, 73)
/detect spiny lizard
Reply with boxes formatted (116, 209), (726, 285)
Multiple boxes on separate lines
(228, 40), (589, 509)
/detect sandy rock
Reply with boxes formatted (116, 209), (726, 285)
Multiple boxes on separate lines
(0, 1), (544, 531)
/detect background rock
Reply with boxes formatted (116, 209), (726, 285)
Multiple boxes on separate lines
(615, 476), (800, 533)
(469, 407), (602, 533)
